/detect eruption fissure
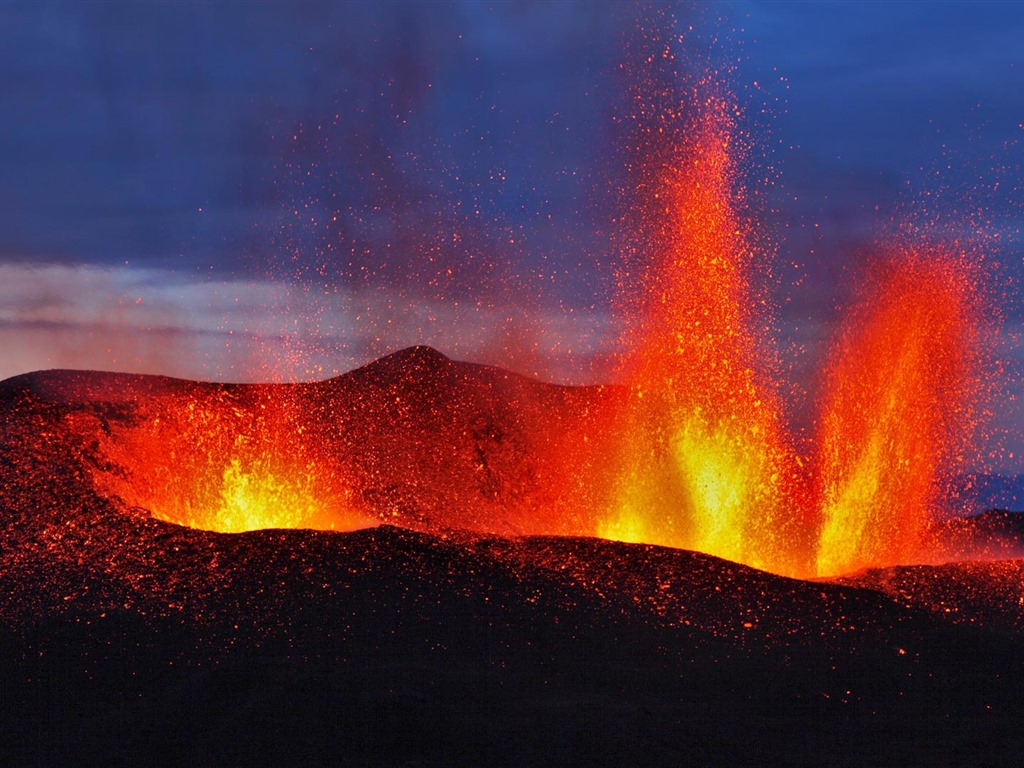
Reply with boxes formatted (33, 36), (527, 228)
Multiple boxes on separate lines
(91, 388), (370, 535)
(73, 80), (995, 581)
(603, 92), (811, 576)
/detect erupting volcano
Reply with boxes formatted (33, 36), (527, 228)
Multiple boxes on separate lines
(54, 84), (994, 581)
(2, 9), (1022, 768)
(19, 91), (995, 583)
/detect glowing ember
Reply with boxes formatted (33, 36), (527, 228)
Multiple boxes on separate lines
(814, 250), (989, 575)
(60, 70), (999, 580)
(594, 72), (994, 578)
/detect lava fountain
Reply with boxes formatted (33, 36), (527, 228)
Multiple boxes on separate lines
(92, 384), (368, 534)
(814, 249), (990, 576)
(594, 72), (995, 577)
(68, 71), (998, 580)
(599, 87), (812, 577)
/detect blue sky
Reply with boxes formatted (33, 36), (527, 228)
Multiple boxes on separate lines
(0, 0), (1021, 467)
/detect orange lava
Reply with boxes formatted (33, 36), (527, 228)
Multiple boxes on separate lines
(814, 250), (988, 575)
(600, 89), (812, 577)
(94, 387), (371, 534)
(80, 75), (995, 582)
(595, 77), (993, 578)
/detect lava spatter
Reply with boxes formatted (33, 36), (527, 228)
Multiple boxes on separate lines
(600, 86), (812, 577)
(89, 383), (369, 534)
(814, 248), (991, 576)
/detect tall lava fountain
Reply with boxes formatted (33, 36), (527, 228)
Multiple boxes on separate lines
(600, 86), (810, 577)
(814, 250), (990, 575)
(66, 29), (1000, 582)
(597, 66), (995, 577)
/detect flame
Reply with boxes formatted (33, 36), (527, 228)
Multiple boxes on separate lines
(596, 76), (993, 579)
(192, 451), (327, 533)
(93, 388), (371, 534)
(77, 69), (996, 579)
(814, 251), (987, 575)
(599, 92), (812, 576)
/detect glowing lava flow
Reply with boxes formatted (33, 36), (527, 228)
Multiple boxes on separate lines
(77, 74), (995, 579)
(93, 388), (369, 534)
(600, 92), (812, 577)
(814, 251), (988, 576)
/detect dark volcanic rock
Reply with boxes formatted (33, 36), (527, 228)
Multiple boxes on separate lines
(2, 514), (1023, 768)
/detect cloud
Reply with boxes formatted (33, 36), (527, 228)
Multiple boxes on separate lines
(0, 263), (622, 386)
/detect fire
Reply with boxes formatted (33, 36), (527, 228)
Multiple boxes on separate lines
(74, 65), (997, 580)
(815, 251), (988, 575)
(600, 91), (811, 576)
(194, 452), (325, 533)
(92, 387), (370, 534)
(595, 77), (993, 578)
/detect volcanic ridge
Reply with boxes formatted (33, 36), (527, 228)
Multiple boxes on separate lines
(2, 347), (1023, 767)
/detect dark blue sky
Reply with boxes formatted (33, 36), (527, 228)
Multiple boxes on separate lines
(0, 1), (629, 296)
(0, 0), (1022, 465)
(2, 2), (1020, 290)
(737, 1), (1024, 317)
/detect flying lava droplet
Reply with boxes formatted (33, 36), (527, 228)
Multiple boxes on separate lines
(814, 249), (989, 576)
(600, 88), (810, 577)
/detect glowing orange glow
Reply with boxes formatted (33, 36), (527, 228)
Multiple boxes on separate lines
(594, 73), (994, 579)
(814, 251), (987, 575)
(92, 387), (372, 533)
(599, 91), (813, 577)
(69, 72), (997, 582)
(215, 456), (319, 533)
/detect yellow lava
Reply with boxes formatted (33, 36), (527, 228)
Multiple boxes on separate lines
(601, 88), (812, 577)
(92, 391), (373, 535)
(814, 254), (984, 576)
(672, 418), (768, 566)
(207, 457), (327, 533)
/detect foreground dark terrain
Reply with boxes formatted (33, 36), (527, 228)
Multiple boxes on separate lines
(2, 349), (1023, 767)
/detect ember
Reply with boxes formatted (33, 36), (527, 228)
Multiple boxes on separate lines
(599, 88), (810, 577)
(589, 73), (995, 577)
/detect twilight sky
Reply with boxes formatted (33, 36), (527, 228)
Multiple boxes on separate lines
(0, 0), (1022, 468)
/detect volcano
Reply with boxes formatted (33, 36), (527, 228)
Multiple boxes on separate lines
(2, 347), (1024, 767)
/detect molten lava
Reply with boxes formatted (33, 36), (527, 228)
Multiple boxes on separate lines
(593, 77), (994, 578)
(93, 387), (369, 534)
(814, 251), (988, 575)
(600, 91), (810, 576)
(70, 73), (998, 581)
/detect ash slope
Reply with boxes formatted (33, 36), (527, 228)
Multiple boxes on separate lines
(1, 348), (1024, 767)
